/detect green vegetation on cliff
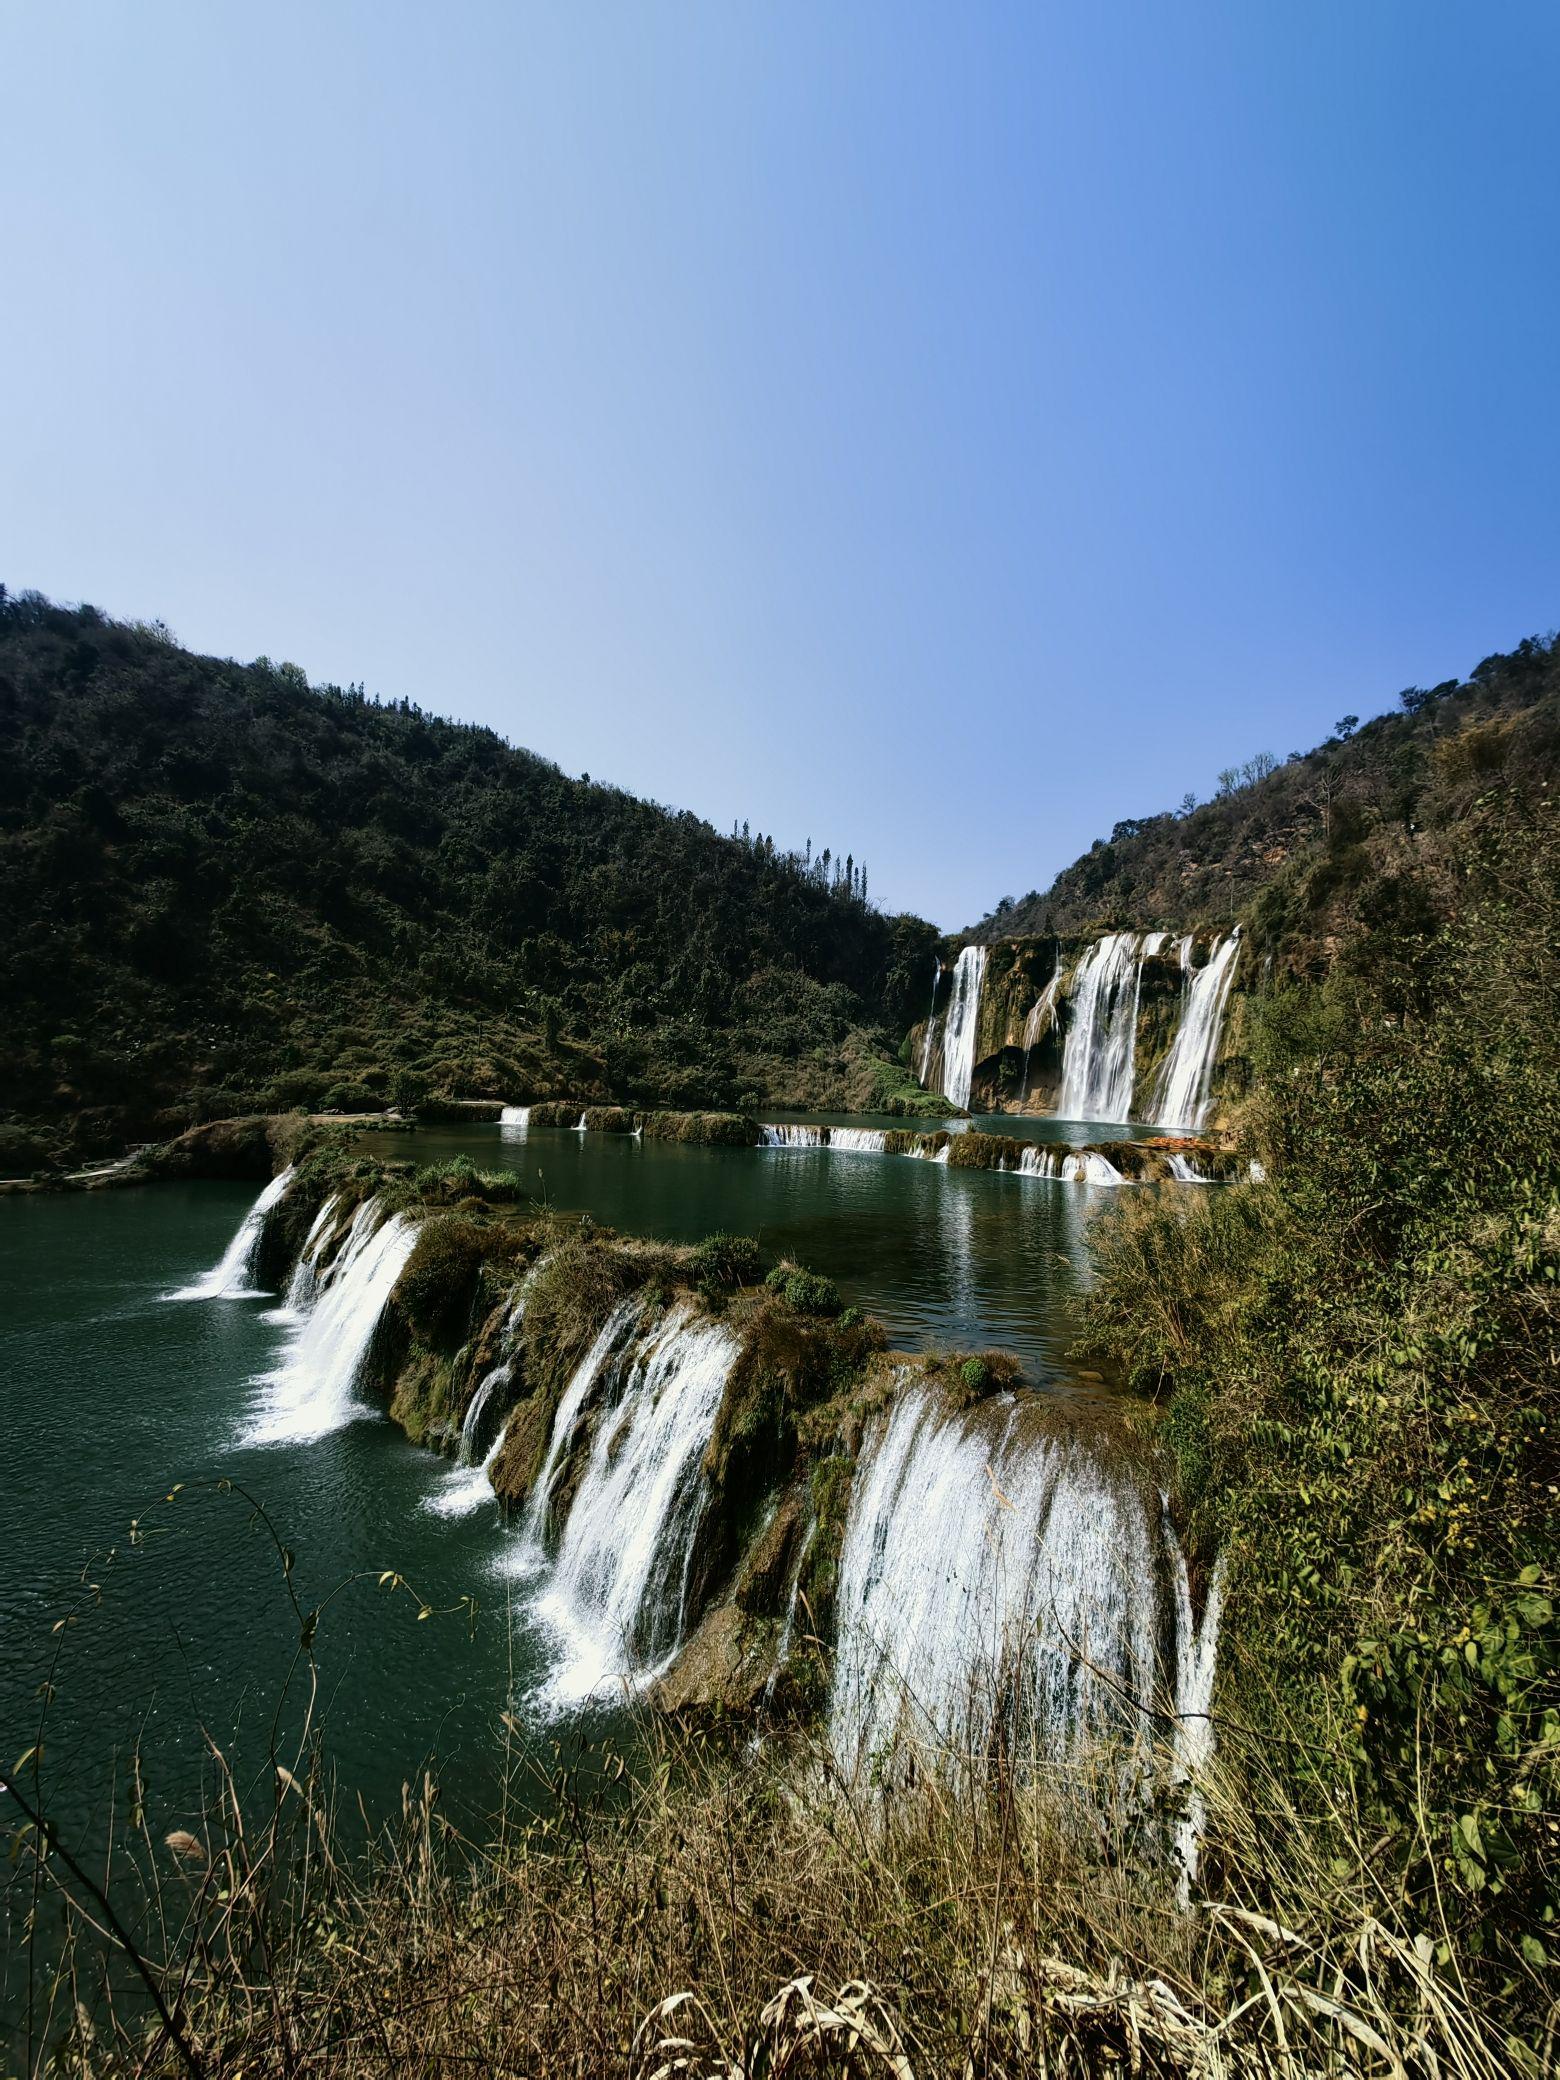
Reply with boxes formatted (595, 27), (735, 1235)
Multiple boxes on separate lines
(0, 589), (937, 1157)
(972, 631), (1560, 962)
(1079, 785), (1560, 2007)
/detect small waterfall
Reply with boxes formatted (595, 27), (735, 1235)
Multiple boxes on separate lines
(574, 1112), (589, 1133)
(499, 1104), (531, 1132)
(1152, 932), (1241, 1131)
(242, 1198), (419, 1446)
(763, 1518), (818, 1706)
(522, 1298), (647, 1541)
(830, 1386), (1166, 1781)
(1169, 1543), (1227, 1898)
(1165, 1153), (1213, 1185)
(459, 1362), (508, 1464)
(916, 958), (943, 1086)
(278, 1194), (341, 1314)
(1019, 973), (1062, 1099)
(828, 1127), (888, 1155)
(164, 1167), (296, 1301)
(527, 1302), (740, 1703)
(760, 1125), (889, 1155)
(1057, 932), (1163, 1122)
(934, 945), (987, 1111)
(428, 1266), (543, 1517)
(426, 1365), (512, 1518)
(1011, 1147), (1122, 1184)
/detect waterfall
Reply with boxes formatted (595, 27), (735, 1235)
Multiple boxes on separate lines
(915, 958), (942, 1086)
(428, 1265), (543, 1517)
(935, 945), (987, 1111)
(425, 1364), (512, 1518)
(1057, 932), (1164, 1122)
(574, 1112), (589, 1132)
(1152, 932), (1241, 1131)
(1168, 1543), (1227, 1898)
(760, 1125), (889, 1154)
(459, 1362), (508, 1464)
(499, 1105), (531, 1132)
(1011, 1147), (1123, 1184)
(830, 1386), (1168, 1782)
(1165, 1153), (1213, 1185)
(525, 1302), (740, 1704)
(280, 1194), (340, 1308)
(763, 1519), (818, 1706)
(522, 1298), (647, 1541)
(241, 1198), (419, 1447)
(828, 1127), (888, 1154)
(164, 1167), (296, 1301)
(1019, 972), (1062, 1099)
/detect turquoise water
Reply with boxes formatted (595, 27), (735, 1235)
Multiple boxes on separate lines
(0, 1112), (1125, 2023)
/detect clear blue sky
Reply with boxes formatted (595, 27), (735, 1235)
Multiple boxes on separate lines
(3, 3), (1557, 928)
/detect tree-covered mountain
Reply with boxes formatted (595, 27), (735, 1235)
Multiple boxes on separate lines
(0, 589), (938, 1157)
(970, 632), (1560, 966)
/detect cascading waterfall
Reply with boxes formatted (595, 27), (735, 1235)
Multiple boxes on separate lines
(425, 1362), (512, 1518)
(1012, 1146), (1123, 1184)
(242, 1197), (419, 1447)
(936, 945), (988, 1112)
(829, 1386), (1193, 1794)
(428, 1268), (544, 1517)
(522, 1298), (647, 1543)
(1057, 932), (1164, 1122)
(760, 1125), (890, 1154)
(164, 1166), (296, 1301)
(763, 1519), (818, 1706)
(915, 958), (943, 1086)
(499, 1105), (531, 1132)
(524, 1302), (740, 1704)
(1151, 931), (1241, 1131)
(460, 1362), (508, 1463)
(1168, 1542), (1227, 1897)
(1019, 972), (1062, 1099)
(1165, 1153), (1213, 1184)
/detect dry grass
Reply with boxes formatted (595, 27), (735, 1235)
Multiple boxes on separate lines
(11, 1697), (1542, 2079)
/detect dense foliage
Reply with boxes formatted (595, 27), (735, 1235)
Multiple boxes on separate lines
(973, 631), (1560, 953)
(0, 590), (938, 1156)
(1079, 780), (1560, 2034)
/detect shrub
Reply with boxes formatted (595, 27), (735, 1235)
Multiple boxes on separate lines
(393, 1217), (487, 1347)
(691, 1233), (762, 1291)
(777, 1269), (840, 1317)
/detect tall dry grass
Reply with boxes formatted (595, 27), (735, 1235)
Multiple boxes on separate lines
(11, 1691), (1541, 2079)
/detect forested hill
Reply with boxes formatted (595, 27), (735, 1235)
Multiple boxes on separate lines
(970, 631), (1560, 961)
(0, 590), (937, 1157)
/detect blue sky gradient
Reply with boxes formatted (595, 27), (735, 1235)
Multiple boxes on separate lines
(3, 3), (1557, 926)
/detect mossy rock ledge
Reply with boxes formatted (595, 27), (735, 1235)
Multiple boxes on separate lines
(257, 1147), (1165, 1724)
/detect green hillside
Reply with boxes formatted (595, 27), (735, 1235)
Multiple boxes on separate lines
(971, 632), (1560, 968)
(0, 589), (937, 1159)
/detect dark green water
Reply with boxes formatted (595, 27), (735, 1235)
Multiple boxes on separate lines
(0, 1111), (1121, 2010)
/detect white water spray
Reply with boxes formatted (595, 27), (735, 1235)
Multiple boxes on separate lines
(526, 1303), (740, 1703)
(1057, 933), (1164, 1122)
(242, 1198), (418, 1447)
(1152, 932), (1241, 1131)
(1019, 972), (1062, 1098)
(935, 945), (987, 1111)
(499, 1105), (531, 1132)
(164, 1167), (295, 1301)
(830, 1386), (1165, 1781)
(916, 958), (942, 1086)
